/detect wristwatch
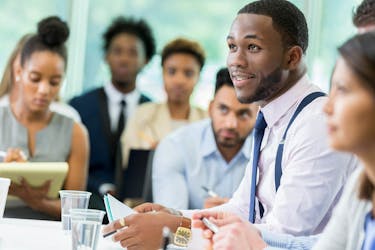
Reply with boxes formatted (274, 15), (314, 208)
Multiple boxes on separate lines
(174, 217), (192, 247)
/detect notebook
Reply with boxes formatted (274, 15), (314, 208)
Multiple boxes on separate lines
(103, 193), (136, 222)
(0, 162), (68, 199)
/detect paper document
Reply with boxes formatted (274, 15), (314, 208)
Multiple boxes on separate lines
(103, 194), (136, 222)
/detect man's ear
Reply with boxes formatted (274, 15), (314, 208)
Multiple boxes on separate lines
(208, 100), (214, 118)
(283, 46), (303, 70)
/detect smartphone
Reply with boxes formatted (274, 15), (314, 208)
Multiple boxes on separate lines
(201, 217), (219, 234)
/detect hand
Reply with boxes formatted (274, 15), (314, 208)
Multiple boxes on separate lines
(192, 211), (267, 250)
(3, 148), (27, 162)
(8, 178), (51, 211)
(133, 202), (180, 215)
(102, 212), (181, 250)
(203, 197), (229, 208)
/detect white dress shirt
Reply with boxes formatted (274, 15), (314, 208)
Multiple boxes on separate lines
(215, 75), (358, 236)
(103, 82), (141, 132)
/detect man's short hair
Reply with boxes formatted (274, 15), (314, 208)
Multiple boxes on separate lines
(161, 38), (205, 70)
(103, 16), (156, 61)
(214, 67), (234, 94)
(353, 0), (375, 28)
(238, 0), (309, 54)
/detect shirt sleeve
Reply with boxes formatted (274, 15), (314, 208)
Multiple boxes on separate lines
(152, 135), (189, 210)
(260, 110), (357, 235)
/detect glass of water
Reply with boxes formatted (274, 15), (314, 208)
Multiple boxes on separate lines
(70, 209), (106, 250)
(59, 190), (91, 232)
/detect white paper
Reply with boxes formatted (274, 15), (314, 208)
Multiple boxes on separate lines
(104, 194), (136, 222)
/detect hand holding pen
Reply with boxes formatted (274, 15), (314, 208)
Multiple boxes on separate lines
(202, 186), (229, 208)
(201, 185), (219, 198)
(0, 149), (27, 162)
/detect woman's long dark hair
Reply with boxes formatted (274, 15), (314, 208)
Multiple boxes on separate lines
(338, 32), (375, 200)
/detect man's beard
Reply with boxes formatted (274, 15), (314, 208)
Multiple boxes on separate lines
(214, 128), (246, 148)
(237, 66), (284, 104)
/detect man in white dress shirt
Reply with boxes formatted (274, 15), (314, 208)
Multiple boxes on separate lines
(102, 1), (357, 248)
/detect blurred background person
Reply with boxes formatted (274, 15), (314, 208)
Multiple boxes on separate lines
(121, 37), (207, 168)
(153, 67), (257, 210)
(0, 16), (89, 220)
(69, 16), (156, 206)
(353, 0), (375, 33)
(0, 34), (81, 122)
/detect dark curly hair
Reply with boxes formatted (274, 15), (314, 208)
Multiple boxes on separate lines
(353, 0), (375, 28)
(214, 67), (233, 94)
(103, 16), (156, 61)
(161, 38), (205, 70)
(21, 16), (69, 67)
(238, 0), (309, 54)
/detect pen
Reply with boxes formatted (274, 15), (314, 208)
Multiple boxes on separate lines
(162, 226), (171, 250)
(201, 217), (219, 234)
(201, 186), (218, 198)
(103, 230), (116, 238)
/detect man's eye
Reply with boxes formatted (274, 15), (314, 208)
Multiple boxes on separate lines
(228, 43), (236, 50)
(248, 44), (261, 52)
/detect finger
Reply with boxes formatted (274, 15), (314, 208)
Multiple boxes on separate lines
(118, 232), (139, 249)
(192, 210), (221, 220)
(210, 215), (242, 227)
(133, 202), (160, 213)
(202, 228), (214, 239)
(42, 180), (52, 190)
(112, 226), (135, 244)
(192, 219), (205, 229)
(102, 216), (129, 234)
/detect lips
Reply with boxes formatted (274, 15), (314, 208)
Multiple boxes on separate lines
(231, 71), (256, 88)
(219, 129), (238, 139)
(33, 98), (48, 107)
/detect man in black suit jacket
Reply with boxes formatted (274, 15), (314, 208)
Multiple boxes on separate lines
(70, 17), (156, 206)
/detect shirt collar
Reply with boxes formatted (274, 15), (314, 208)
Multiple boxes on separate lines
(201, 120), (252, 161)
(261, 74), (311, 128)
(104, 82), (140, 105)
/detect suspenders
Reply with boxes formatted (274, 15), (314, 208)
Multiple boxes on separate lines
(257, 91), (326, 219)
(274, 91), (326, 191)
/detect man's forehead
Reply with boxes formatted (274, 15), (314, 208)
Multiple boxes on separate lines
(228, 13), (276, 38)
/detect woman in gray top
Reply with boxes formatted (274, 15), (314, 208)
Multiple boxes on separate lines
(192, 33), (375, 250)
(0, 16), (89, 220)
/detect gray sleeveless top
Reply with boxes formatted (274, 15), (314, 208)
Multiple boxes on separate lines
(0, 106), (73, 162)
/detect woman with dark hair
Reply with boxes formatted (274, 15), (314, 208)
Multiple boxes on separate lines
(0, 33), (81, 122)
(0, 16), (89, 220)
(193, 32), (375, 250)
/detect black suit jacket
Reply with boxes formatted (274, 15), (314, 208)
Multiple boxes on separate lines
(69, 87), (151, 194)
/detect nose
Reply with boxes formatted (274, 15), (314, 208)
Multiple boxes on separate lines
(224, 111), (238, 129)
(227, 48), (248, 68)
(172, 71), (187, 87)
(323, 94), (333, 116)
(37, 81), (50, 95)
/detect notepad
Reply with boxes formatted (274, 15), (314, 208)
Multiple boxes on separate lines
(103, 193), (136, 222)
(0, 162), (68, 199)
